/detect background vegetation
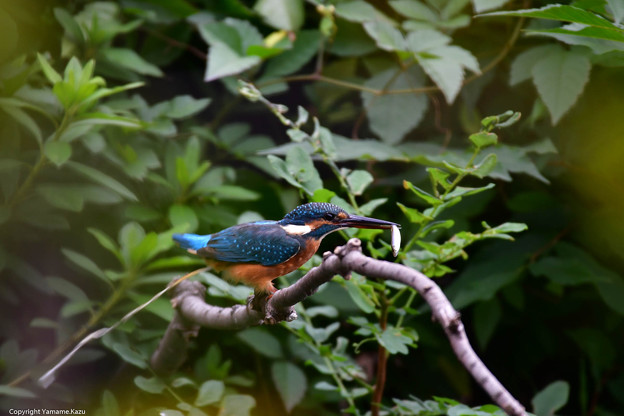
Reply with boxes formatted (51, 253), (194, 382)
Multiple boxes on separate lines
(1, 0), (623, 415)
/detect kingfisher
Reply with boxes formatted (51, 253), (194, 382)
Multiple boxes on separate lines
(173, 202), (399, 295)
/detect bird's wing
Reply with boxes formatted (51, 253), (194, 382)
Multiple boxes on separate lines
(197, 223), (302, 266)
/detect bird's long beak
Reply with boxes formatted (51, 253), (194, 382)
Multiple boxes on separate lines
(339, 214), (400, 230)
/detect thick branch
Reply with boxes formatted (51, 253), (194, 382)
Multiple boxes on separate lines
(151, 239), (525, 416)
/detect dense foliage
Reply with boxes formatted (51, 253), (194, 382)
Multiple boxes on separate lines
(1, 0), (623, 415)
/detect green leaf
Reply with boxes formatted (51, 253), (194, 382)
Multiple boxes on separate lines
(1, 105), (43, 144)
(111, 342), (148, 369)
(67, 161), (138, 201)
(509, 45), (557, 86)
(531, 47), (591, 124)
(531, 380), (569, 416)
(36, 185), (84, 212)
(376, 326), (413, 354)
(363, 20), (406, 51)
(469, 132), (498, 148)
(0, 384), (36, 398)
(361, 68), (428, 144)
(483, 4), (621, 30)
(100, 48), (163, 77)
(134, 376), (166, 394)
(472, 0), (509, 13)
(415, 45), (478, 103)
(473, 298), (501, 349)
(169, 204), (198, 231)
(45, 276), (89, 302)
(54, 8), (85, 44)
(88, 228), (122, 261)
(209, 185), (260, 201)
(219, 394), (256, 416)
(403, 180), (440, 205)
(37, 53), (62, 84)
(206, 43), (261, 81)
(344, 278), (375, 313)
(390, 1), (438, 21)
(195, 380), (225, 406)
(346, 170), (374, 196)
(335, 1), (393, 24)
(397, 202), (430, 224)
(255, 0), (304, 31)
(166, 95), (211, 119)
(74, 112), (143, 128)
(236, 328), (283, 358)
(471, 153), (498, 178)
(62, 248), (109, 282)
(607, 0), (624, 24)
(271, 361), (307, 413)
(263, 31), (321, 78)
(44, 141), (72, 167)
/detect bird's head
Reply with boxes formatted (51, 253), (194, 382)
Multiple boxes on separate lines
(279, 202), (399, 239)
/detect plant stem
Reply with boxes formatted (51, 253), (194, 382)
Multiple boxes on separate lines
(371, 294), (389, 416)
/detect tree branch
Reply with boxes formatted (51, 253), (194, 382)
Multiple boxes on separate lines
(151, 239), (526, 416)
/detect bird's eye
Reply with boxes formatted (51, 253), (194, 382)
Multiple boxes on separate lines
(324, 212), (336, 221)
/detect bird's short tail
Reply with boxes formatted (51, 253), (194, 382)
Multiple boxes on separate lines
(172, 233), (212, 251)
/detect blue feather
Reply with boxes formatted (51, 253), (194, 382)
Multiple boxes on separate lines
(172, 233), (212, 250)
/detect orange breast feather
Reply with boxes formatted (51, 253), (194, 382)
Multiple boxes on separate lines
(207, 239), (321, 294)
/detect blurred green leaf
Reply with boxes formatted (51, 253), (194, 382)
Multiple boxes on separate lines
(236, 328), (283, 358)
(255, 0), (304, 31)
(44, 141), (72, 167)
(62, 248), (109, 282)
(219, 394), (256, 416)
(346, 170), (373, 196)
(195, 380), (225, 406)
(67, 161), (138, 201)
(271, 361), (307, 413)
(100, 48), (164, 77)
(531, 380), (569, 416)
(134, 376), (165, 394)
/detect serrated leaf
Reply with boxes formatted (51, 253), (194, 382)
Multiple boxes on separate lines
(472, 0), (509, 13)
(531, 47), (591, 124)
(195, 380), (225, 406)
(361, 68), (428, 144)
(390, 0), (438, 21)
(510, 45), (558, 86)
(255, 0), (304, 31)
(376, 326), (413, 354)
(483, 4), (620, 30)
(44, 141), (72, 167)
(206, 43), (261, 82)
(363, 20), (406, 51)
(405, 29), (451, 53)
(271, 362), (307, 413)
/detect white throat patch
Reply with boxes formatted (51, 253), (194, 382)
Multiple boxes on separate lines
(281, 224), (312, 235)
